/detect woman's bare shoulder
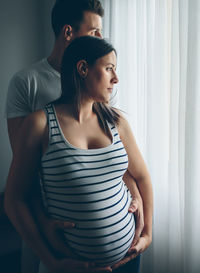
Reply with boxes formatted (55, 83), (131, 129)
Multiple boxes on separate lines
(112, 108), (131, 136)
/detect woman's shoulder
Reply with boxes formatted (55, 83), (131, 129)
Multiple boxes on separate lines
(112, 108), (130, 133)
(112, 107), (128, 128)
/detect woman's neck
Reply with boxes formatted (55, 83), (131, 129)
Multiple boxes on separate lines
(58, 100), (95, 124)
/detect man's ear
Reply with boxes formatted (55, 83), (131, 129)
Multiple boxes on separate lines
(63, 25), (73, 41)
(77, 60), (88, 78)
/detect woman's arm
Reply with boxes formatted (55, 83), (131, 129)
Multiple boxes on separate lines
(118, 114), (153, 247)
(112, 113), (153, 271)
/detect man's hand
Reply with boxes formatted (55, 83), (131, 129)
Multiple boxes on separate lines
(128, 197), (144, 246)
(42, 217), (77, 258)
(111, 234), (152, 271)
(30, 178), (77, 258)
(51, 258), (112, 273)
(122, 170), (144, 246)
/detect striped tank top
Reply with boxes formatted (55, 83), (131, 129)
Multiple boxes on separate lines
(40, 104), (135, 266)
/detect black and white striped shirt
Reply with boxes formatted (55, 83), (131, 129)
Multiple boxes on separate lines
(40, 104), (135, 266)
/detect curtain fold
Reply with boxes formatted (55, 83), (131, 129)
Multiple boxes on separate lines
(101, 1), (200, 272)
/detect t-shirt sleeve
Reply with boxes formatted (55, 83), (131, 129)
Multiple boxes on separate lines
(5, 74), (32, 119)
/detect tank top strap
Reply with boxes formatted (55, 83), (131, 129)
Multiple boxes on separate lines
(107, 122), (122, 146)
(44, 103), (62, 143)
(108, 122), (131, 196)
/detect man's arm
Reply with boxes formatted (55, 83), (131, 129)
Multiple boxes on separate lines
(5, 112), (112, 273)
(123, 170), (144, 246)
(5, 112), (61, 271)
(7, 116), (77, 257)
(6, 74), (75, 257)
(30, 173), (77, 258)
(7, 117), (25, 152)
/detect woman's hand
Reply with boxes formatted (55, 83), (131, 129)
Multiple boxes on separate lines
(127, 232), (152, 256)
(51, 258), (112, 273)
(111, 233), (152, 271)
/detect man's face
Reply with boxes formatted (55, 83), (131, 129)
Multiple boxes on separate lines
(73, 11), (103, 39)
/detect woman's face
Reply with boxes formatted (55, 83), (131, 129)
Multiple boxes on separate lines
(84, 51), (119, 103)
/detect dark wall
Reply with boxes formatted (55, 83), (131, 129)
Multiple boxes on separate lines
(0, 1), (55, 271)
(0, 0), (55, 193)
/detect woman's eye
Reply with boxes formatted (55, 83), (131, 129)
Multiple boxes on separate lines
(106, 67), (113, 71)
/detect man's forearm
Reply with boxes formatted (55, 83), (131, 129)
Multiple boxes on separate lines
(4, 197), (57, 270)
(123, 170), (143, 203)
(30, 176), (50, 231)
(123, 170), (153, 237)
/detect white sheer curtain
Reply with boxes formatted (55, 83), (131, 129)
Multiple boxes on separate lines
(101, 1), (200, 273)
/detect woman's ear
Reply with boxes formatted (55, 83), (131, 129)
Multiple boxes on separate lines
(77, 60), (88, 78)
(63, 24), (73, 41)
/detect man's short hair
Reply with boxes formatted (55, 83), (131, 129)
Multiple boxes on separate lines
(51, 0), (104, 38)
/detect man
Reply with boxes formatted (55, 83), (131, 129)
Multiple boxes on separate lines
(5, 0), (152, 272)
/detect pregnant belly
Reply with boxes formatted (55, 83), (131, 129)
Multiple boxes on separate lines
(46, 182), (135, 266)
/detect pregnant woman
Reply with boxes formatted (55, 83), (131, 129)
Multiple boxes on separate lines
(5, 36), (152, 273)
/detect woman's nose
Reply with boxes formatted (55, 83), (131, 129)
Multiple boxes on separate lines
(112, 72), (119, 84)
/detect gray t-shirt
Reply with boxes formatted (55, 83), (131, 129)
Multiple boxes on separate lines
(5, 58), (61, 118)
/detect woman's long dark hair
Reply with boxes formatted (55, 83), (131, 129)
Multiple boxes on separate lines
(55, 36), (120, 133)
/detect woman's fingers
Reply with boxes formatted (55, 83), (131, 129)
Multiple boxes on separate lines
(53, 258), (112, 273)
(87, 266), (112, 273)
(111, 252), (137, 271)
(128, 235), (151, 255)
